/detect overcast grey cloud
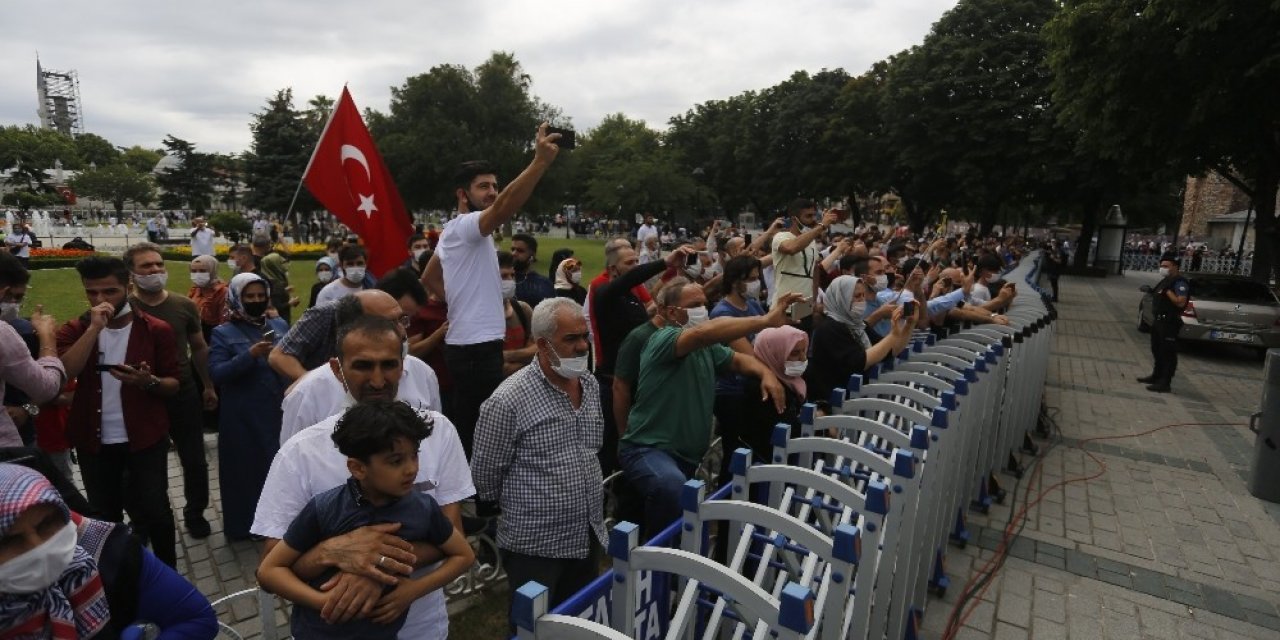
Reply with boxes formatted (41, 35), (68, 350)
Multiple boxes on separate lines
(1, 0), (957, 154)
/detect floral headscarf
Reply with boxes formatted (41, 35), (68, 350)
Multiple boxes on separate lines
(0, 464), (110, 639)
(226, 273), (271, 325)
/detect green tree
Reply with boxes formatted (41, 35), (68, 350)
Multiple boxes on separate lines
(70, 163), (155, 215)
(155, 135), (216, 214)
(244, 88), (316, 218)
(573, 114), (695, 224)
(0, 125), (78, 193)
(72, 133), (120, 169)
(1046, 0), (1280, 278)
(120, 146), (162, 174)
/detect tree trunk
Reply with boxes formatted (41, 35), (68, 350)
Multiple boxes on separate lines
(1248, 159), (1280, 284)
(1073, 198), (1102, 270)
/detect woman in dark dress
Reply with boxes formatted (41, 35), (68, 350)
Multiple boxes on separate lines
(806, 275), (913, 403)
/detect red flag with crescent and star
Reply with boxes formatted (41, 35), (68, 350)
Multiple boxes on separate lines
(302, 87), (412, 277)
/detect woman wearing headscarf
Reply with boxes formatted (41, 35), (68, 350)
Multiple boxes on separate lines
(806, 275), (914, 404)
(208, 273), (288, 541)
(0, 463), (217, 639)
(736, 326), (809, 462)
(553, 256), (587, 304)
(307, 256), (337, 308)
(186, 255), (227, 345)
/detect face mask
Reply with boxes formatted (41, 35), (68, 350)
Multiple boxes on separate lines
(547, 345), (589, 379)
(344, 266), (366, 283)
(0, 520), (77, 594)
(850, 300), (867, 320)
(1158, 267), (1170, 277)
(873, 274), (889, 292)
(784, 360), (808, 377)
(685, 262), (703, 279)
(501, 280), (517, 300)
(229, 259), (241, 274)
(113, 302), (132, 319)
(744, 280), (762, 299)
(242, 300), (269, 318)
(191, 272), (211, 287)
(684, 306), (709, 328)
(0, 301), (19, 321)
(316, 269), (334, 283)
(337, 363), (357, 407)
(412, 248), (427, 261)
(401, 339), (410, 362)
(133, 272), (168, 293)
(569, 270), (582, 285)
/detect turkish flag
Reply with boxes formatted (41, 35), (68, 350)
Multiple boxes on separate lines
(302, 87), (412, 277)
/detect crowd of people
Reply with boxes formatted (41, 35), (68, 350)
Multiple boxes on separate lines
(0, 124), (1038, 638)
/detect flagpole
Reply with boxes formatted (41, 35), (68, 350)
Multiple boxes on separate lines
(283, 86), (346, 228)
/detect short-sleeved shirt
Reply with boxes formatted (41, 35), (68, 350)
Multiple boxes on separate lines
(314, 278), (364, 306)
(279, 356), (442, 446)
(191, 228), (216, 256)
(130, 294), (202, 385)
(709, 299), (763, 396)
(770, 231), (817, 304)
(438, 213), (504, 345)
(277, 302), (339, 371)
(283, 478), (455, 640)
(622, 327), (734, 465)
(614, 322), (659, 393)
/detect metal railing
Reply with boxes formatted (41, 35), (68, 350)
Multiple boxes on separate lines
(1123, 251), (1252, 276)
(513, 253), (1056, 639)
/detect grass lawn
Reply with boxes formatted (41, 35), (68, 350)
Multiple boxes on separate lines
(25, 235), (609, 325)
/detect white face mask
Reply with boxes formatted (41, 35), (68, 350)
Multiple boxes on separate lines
(133, 272), (168, 293)
(113, 302), (132, 319)
(850, 300), (867, 320)
(685, 262), (703, 279)
(569, 270), (582, 285)
(401, 339), (410, 362)
(873, 274), (889, 292)
(684, 306), (709, 328)
(784, 360), (808, 377)
(190, 272), (211, 287)
(228, 259), (240, 274)
(547, 344), (589, 379)
(501, 280), (517, 300)
(336, 362), (358, 407)
(316, 269), (334, 283)
(0, 520), (77, 594)
(412, 248), (427, 261)
(344, 266), (366, 283)
(0, 301), (19, 321)
(1158, 267), (1170, 277)
(744, 280), (762, 299)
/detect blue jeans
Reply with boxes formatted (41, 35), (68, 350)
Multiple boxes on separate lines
(618, 444), (699, 538)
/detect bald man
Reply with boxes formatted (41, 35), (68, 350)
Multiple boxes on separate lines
(268, 269), (426, 381)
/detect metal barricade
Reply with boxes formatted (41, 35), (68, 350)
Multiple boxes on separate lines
(513, 251), (1056, 640)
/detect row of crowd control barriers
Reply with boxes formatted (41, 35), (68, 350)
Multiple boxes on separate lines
(514, 252), (1056, 640)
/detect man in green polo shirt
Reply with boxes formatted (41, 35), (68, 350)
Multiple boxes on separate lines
(618, 279), (800, 536)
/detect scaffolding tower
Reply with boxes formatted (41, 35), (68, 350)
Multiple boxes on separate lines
(36, 57), (84, 137)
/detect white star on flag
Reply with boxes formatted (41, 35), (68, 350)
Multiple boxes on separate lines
(357, 193), (378, 218)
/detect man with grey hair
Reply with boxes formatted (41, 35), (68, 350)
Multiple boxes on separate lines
(473, 297), (604, 631)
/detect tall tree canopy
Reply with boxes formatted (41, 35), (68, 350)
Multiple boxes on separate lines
(155, 135), (216, 214)
(243, 88), (321, 218)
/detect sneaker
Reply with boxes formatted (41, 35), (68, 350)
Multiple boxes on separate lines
(185, 515), (212, 539)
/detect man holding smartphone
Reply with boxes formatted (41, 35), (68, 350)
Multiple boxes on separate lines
(56, 256), (182, 567)
(769, 199), (841, 327)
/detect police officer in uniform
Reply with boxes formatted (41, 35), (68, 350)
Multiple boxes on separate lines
(1138, 252), (1189, 393)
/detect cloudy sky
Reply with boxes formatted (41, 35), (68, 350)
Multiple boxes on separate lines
(2, 1), (957, 155)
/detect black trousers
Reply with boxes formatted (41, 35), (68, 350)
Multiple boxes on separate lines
(502, 542), (601, 634)
(1150, 322), (1180, 384)
(443, 340), (505, 459)
(167, 383), (209, 521)
(1047, 273), (1060, 301)
(78, 441), (177, 567)
(595, 373), (620, 477)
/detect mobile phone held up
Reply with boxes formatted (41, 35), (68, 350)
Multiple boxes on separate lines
(262, 329), (277, 342)
(686, 252), (700, 266)
(788, 299), (814, 322)
(902, 301), (917, 317)
(546, 126), (576, 150)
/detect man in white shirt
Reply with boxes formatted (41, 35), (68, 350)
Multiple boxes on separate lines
(190, 217), (216, 256)
(253, 315), (473, 640)
(280, 353), (441, 445)
(4, 223), (35, 268)
(636, 214), (659, 246)
(315, 244), (368, 306)
(769, 199), (840, 308)
(422, 124), (563, 456)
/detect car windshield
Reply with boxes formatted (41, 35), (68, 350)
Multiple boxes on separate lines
(1189, 277), (1277, 305)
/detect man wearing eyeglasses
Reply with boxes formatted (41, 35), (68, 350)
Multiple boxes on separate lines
(254, 314), (472, 640)
(269, 269), (425, 381)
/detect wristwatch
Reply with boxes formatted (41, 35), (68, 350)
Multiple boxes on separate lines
(21, 403), (40, 418)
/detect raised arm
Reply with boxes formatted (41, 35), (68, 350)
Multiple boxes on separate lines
(673, 292), (802, 357)
(477, 124), (561, 236)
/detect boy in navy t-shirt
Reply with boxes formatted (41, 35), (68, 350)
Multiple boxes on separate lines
(257, 400), (475, 639)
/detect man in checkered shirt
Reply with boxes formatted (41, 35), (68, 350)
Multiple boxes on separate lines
(472, 297), (606, 631)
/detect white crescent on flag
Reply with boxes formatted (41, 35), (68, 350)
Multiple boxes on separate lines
(340, 144), (372, 182)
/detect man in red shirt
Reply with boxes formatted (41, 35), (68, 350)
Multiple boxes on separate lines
(57, 256), (182, 567)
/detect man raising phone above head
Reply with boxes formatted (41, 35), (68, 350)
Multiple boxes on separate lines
(770, 199), (842, 327)
(422, 124), (563, 457)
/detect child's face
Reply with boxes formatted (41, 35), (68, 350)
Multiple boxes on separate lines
(356, 437), (420, 500)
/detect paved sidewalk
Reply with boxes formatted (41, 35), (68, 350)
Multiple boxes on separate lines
(919, 271), (1280, 640)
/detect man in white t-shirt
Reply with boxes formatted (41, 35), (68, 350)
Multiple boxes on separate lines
(4, 223), (35, 267)
(636, 215), (659, 246)
(315, 244), (368, 306)
(769, 199), (840, 313)
(190, 217), (216, 256)
(279, 353), (442, 445)
(422, 124), (563, 456)
(252, 315), (473, 640)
